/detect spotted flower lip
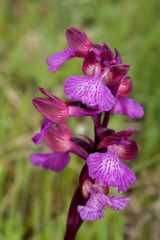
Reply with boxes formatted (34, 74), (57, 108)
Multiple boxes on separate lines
(87, 149), (136, 192)
(64, 74), (115, 112)
(78, 188), (130, 221)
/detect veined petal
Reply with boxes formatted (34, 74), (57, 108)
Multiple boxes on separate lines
(64, 75), (115, 112)
(46, 48), (75, 73)
(44, 124), (73, 152)
(32, 119), (53, 144)
(33, 88), (69, 124)
(78, 191), (108, 221)
(87, 151), (136, 192)
(106, 196), (130, 210)
(112, 96), (144, 119)
(30, 152), (70, 172)
(66, 27), (92, 57)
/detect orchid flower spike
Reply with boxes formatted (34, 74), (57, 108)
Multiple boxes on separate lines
(30, 27), (144, 240)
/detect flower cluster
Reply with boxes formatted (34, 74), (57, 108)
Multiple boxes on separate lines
(30, 27), (144, 239)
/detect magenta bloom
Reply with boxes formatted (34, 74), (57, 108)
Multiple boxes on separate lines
(47, 27), (92, 72)
(64, 54), (129, 112)
(30, 124), (87, 172)
(30, 27), (144, 240)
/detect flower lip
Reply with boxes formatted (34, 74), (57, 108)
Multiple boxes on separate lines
(64, 74), (115, 112)
(66, 27), (92, 57)
(87, 151), (136, 192)
(78, 188), (130, 221)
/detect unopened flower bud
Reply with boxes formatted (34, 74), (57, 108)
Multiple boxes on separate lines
(82, 179), (109, 199)
(118, 76), (132, 96)
(93, 182), (109, 195)
(82, 179), (92, 198)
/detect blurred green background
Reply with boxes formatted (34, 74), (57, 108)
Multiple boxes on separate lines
(0, 0), (160, 239)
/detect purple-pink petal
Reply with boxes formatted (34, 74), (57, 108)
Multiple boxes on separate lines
(32, 119), (53, 144)
(87, 151), (136, 192)
(46, 48), (75, 73)
(30, 152), (70, 172)
(64, 75), (115, 112)
(112, 96), (144, 119)
(32, 89), (69, 124)
(44, 124), (73, 152)
(78, 191), (108, 221)
(106, 196), (130, 210)
(66, 27), (92, 57)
